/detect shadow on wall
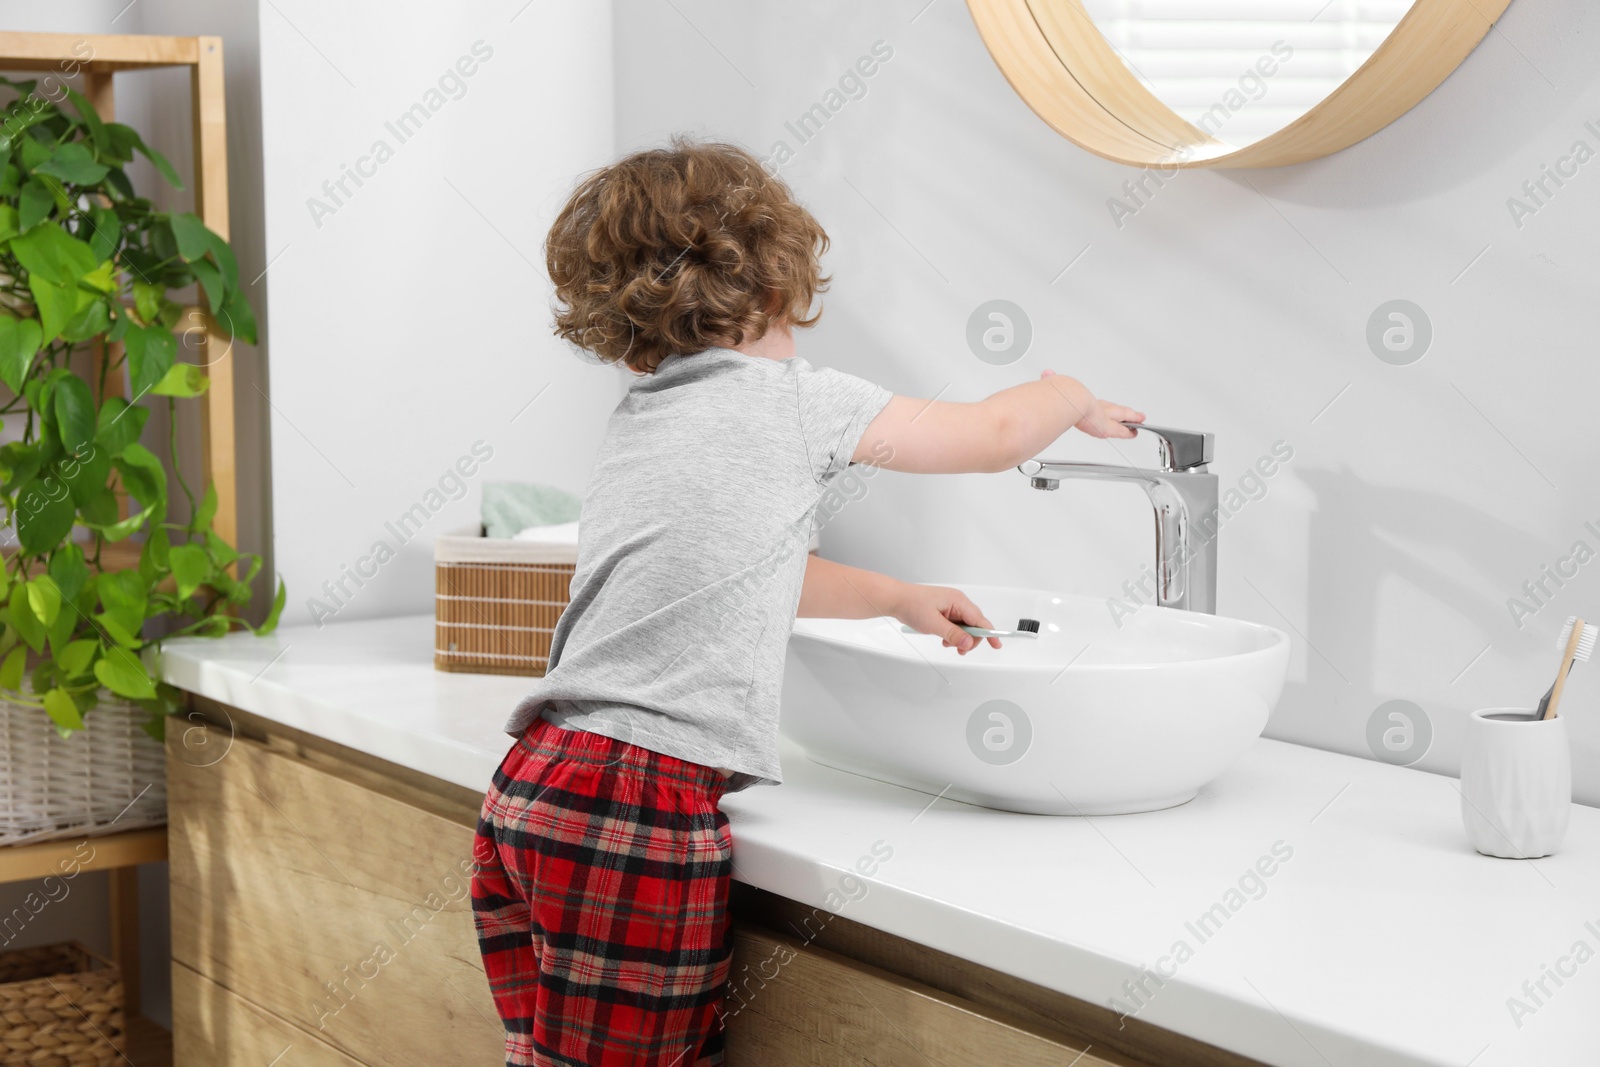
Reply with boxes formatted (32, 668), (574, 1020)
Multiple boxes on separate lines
(1277, 465), (1598, 802)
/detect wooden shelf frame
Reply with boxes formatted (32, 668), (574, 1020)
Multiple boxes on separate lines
(0, 826), (167, 884)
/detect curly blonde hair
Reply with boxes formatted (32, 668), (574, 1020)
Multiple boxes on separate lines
(545, 138), (829, 373)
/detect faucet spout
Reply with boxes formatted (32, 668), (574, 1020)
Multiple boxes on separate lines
(1018, 425), (1219, 614)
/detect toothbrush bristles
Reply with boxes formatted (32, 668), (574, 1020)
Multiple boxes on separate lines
(1557, 616), (1597, 662)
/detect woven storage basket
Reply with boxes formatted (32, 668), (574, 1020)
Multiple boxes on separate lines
(0, 942), (125, 1066)
(0, 694), (166, 846)
(435, 527), (578, 677)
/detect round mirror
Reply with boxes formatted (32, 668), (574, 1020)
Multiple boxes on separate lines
(965, 0), (1512, 167)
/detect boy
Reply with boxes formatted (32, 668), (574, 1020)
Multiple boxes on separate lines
(470, 138), (1142, 1066)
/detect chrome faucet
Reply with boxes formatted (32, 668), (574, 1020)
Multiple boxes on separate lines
(1018, 425), (1219, 614)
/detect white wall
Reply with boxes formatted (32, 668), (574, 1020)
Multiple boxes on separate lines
(259, 0), (619, 630)
(611, 0), (1600, 802)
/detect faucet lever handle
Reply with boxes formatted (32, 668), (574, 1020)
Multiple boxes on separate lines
(1126, 424), (1214, 471)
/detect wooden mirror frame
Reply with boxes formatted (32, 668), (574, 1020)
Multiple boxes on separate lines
(965, 0), (1513, 168)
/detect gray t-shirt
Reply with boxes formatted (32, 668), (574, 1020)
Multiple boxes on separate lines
(503, 347), (893, 791)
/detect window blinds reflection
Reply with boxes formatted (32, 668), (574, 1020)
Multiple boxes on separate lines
(1075, 0), (1411, 146)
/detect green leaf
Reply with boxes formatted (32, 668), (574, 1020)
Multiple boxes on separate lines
(168, 212), (211, 261)
(203, 229), (240, 291)
(114, 459), (159, 505)
(17, 133), (51, 175)
(29, 657), (53, 698)
(44, 688), (84, 734)
(36, 142), (109, 185)
(48, 544), (88, 604)
(8, 583), (43, 651)
(14, 476), (76, 554)
(132, 280), (163, 325)
(97, 568), (147, 639)
(64, 87), (110, 156)
(217, 286), (257, 346)
(104, 167), (133, 200)
(79, 260), (116, 293)
(93, 611), (143, 649)
(2, 440), (42, 494)
(0, 646), (26, 691)
(26, 273), (73, 343)
(18, 174), (53, 230)
(0, 203), (18, 243)
(82, 500), (154, 543)
(195, 615), (234, 638)
(68, 686), (98, 716)
(63, 443), (112, 506)
(115, 442), (166, 511)
(188, 256), (225, 314)
(11, 223), (101, 283)
(95, 650), (155, 700)
(124, 323), (175, 400)
(86, 205), (119, 261)
(77, 488), (119, 527)
(96, 397), (150, 456)
(237, 556), (263, 595)
(169, 542), (210, 600)
(150, 362), (208, 397)
(0, 314), (42, 392)
(257, 577), (287, 635)
(139, 710), (165, 742)
(205, 528), (239, 567)
(46, 596), (76, 654)
(191, 483), (219, 533)
(106, 124), (183, 189)
(56, 638), (97, 678)
(52, 375), (96, 453)
(141, 524), (171, 577)
(26, 577), (61, 628)
(61, 297), (111, 344)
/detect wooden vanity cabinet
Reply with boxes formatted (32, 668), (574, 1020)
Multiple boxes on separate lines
(166, 696), (1255, 1066)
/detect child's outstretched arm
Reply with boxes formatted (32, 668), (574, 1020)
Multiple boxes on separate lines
(797, 556), (1001, 654)
(856, 371), (1145, 474)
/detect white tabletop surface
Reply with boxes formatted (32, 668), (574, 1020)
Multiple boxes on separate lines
(161, 615), (1600, 1067)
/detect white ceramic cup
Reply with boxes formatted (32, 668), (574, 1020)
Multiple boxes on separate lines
(1459, 708), (1571, 859)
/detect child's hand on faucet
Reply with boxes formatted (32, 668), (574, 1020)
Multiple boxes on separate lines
(1039, 369), (1144, 439)
(891, 582), (1002, 653)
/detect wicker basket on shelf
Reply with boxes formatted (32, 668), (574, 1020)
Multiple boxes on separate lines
(0, 942), (125, 1066)
(0, 695), (166, 846)
(434, 527), (578, 677)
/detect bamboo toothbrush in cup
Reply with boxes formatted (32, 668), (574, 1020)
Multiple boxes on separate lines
(1537, 616), (1597, 720)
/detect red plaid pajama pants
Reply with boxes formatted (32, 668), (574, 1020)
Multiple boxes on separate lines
(471, 716), (734, 1067)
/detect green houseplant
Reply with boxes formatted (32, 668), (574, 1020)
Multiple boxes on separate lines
(0, 76), (284, 744)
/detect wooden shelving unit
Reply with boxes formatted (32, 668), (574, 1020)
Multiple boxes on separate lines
(0, 827), (172, 1065)
(0, 30), (246, 1067)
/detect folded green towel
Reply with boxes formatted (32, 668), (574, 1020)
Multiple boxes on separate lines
(482, 482), (583, 540)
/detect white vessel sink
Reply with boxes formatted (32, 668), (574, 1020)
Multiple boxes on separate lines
(781, 586), (1291, 815)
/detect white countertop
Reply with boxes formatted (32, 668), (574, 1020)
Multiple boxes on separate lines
(162, 615), (1600, 1067)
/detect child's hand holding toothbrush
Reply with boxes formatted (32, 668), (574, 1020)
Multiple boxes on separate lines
(891, 582), (1003, 654)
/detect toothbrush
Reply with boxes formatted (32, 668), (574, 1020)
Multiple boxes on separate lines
(899, 618), (1041, 640)
(1538, 616), (1597, 720)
